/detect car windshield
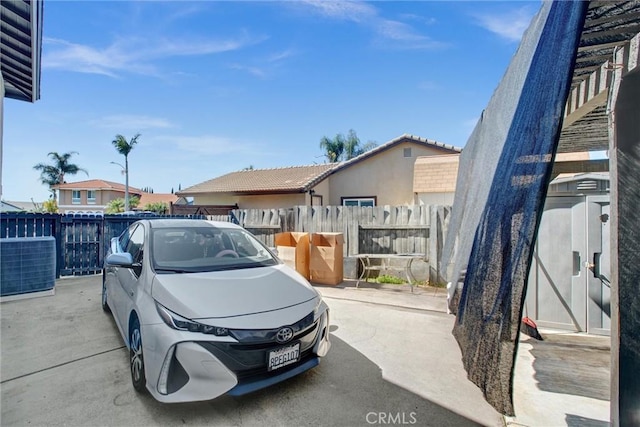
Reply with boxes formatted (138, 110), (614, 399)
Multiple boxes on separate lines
(151, 226), (277, 273)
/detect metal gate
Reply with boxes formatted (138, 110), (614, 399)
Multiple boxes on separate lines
(60, 215), (102, 276)
(1, 213), (205, 278)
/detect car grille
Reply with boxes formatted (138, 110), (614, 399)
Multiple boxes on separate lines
(197, 314), (320, 380)
(228, 312), (315, 345)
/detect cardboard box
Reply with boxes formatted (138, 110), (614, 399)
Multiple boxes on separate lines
(275, 232), (310, 279)
(310, 233), (344, 286)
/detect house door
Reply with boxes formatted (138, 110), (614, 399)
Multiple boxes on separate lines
(526, 195), (611, 335)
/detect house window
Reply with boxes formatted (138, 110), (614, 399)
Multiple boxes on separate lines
(72, 190), (81, 204)
(87, 190), (96, 204)
(404, 148), (412, 158)
(342, 197), (376, 207)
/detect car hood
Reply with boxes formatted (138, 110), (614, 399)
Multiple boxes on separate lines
(151, 264), (319, 320)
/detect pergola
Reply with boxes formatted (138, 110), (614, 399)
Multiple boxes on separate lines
(558, 4), (639, 423)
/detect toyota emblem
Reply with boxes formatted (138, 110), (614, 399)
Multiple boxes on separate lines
(275, 327), (294, 343)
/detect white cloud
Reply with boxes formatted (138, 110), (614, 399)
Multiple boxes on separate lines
(268, 49), (298, 63)
(473, 7), (536, 42)
(91, 115), (175, 131)
(299, 1), (445, 50)
(229, 63), (267, 78)
(42, 32), (266, 77)
(374, 20), (446, 50)
(299, 0), (376, 23)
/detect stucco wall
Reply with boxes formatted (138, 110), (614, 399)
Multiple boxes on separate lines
(417, 192), (455, 206)
(59, 189), (124, 206)
(327, 142), (452, 205)
(309, 178), (330, 206)
(194, 193), (306, 209)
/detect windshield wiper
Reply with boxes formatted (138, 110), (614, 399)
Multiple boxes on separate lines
(154, 268), (190, 273)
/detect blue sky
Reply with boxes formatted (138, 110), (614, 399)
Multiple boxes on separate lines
(2, 0), (541, 202)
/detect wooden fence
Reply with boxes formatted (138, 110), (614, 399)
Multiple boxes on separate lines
(228, 205), (452, 283)
(1, 206), (451, 282)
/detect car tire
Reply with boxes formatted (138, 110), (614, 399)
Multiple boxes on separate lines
(101, 270), (111, 313)
(130, 317), (147, 393)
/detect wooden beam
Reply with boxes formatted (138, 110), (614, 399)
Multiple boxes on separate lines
(550, 159), (609, 178)
(563, 91), (609, 128)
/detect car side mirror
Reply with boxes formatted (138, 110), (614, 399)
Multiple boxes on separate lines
(110, 237), (122, 254)
(106, 252), (135, 267)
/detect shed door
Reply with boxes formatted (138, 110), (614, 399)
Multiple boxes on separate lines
(528, 197), (586, 331)
(586, 196), (611, 335)
(526, 195), (610, 335)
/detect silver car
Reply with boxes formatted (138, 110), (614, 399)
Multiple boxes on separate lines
(102, 219), (331, 403)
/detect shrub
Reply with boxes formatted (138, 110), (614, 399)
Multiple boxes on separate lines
(376, 275), (406, 285)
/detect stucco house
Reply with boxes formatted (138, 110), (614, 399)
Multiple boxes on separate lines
(177, 134), (462, 209)
(52, 179), (178, 214)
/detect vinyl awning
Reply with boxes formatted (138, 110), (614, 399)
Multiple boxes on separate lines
(1, 0), (43, 103)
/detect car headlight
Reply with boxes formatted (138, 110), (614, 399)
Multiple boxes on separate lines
(155, 302), (229, 336)
(313, 298), (325, 320)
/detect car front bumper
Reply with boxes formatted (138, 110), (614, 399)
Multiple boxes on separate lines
(141, 307), (331, 403)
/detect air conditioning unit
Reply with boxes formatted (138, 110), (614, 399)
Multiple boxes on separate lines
(1, 237), (56, 298)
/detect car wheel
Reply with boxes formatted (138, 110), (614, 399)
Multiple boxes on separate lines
(130, 317), (146, 392)
(101, 270), (111, 313)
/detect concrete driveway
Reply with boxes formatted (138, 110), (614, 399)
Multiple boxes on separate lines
(1, 276), (503, 426)
(1, 277), (610, 426)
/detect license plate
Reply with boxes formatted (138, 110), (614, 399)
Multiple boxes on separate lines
(267, 342), (300, 371)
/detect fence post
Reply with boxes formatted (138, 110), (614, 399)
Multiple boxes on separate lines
(54, 214), (63, 279)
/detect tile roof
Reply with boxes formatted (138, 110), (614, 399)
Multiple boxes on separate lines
(330, 134), (462, 174)
(178, 164), (336, 195)
(52, 179), (143, 194)
(138, 192), (179, 206)
(178, 134), (461, 195)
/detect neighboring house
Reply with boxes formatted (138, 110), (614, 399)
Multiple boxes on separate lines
(1, 201), (26, 213)
(52, 179), (143, 214)
(53, 179), (180, 214)
(1, 200), (41, 213)
(177, 134), (462, 209)
(138, 192), (180, 213)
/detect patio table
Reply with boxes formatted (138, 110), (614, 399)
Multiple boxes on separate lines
(354, 253), (427, 293)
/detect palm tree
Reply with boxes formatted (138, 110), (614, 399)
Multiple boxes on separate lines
(319, 135), (344, 163)
(111, 133), (140, 212)
(319, 130), (376, 162)
(343, 129), (361, 160)
(33, 151), (88, 197)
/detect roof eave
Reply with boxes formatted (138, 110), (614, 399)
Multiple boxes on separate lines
(329, 134), (461, 175)
(1, 0), (43, 103)
(177, 188), (310, 197)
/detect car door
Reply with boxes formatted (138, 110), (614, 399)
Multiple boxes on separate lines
(105, 225), (132, 327)
(113, 223), (146, 341)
